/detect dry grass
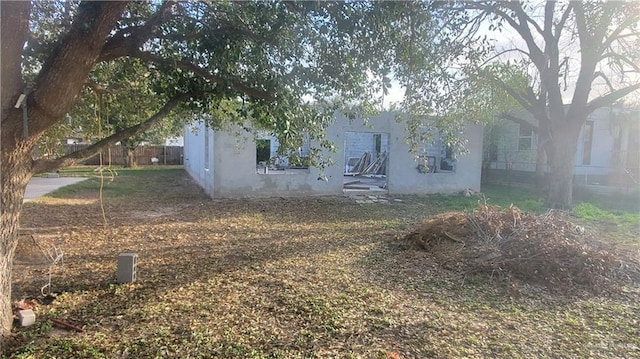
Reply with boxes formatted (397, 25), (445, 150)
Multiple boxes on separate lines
(6, 168), (640, 358)
(405, 204), (640, 294)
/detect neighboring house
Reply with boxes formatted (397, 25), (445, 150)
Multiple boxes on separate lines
(165, 136), (184, 146)
(483, 106), (640, 191)
(183, 112), (484, 198)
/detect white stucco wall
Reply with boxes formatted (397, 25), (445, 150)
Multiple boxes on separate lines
(328, 113), (483, 194)
(211, 130), (340, 198)
(574, 107), (616, 176)
(183, 122), (214, 196)
(184, 112), (483, 198)
(343, 132), (390, 164)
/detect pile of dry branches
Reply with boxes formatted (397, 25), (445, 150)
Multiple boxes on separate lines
(405, 204), (640, 294)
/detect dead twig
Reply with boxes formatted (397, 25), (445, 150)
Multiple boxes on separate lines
(49, 318), (84, 333)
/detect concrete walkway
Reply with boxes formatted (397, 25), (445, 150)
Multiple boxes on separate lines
(24, 176), (88, 202)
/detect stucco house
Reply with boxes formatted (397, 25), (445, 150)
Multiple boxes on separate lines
(482, 106), (639, 191)
(183, 112), (484, 198)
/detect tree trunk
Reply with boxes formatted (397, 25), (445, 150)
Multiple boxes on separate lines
(123, 147), (137, 168)
(1, 1), (128, 341)
(1, 0), (32, 341)
(546, 122), (582, 209)
(534, 134), (549, 191)
(0, 144), (33, 341)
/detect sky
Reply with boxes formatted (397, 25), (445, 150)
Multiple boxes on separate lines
(380, 3), (640, 110)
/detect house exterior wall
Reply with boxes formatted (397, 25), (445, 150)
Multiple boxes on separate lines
(184, 112), (483, 198)
(484, 107), (639, 187)
(484, 121), (538, 172)
(328, 113), (483, 194)
(183, 122), (214, 196)
(211, 130), (340, 197)
(574, 107), (615, 177)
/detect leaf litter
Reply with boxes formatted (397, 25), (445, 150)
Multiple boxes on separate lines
(6, 168), (640, 358)
(404, 203), (640, 294)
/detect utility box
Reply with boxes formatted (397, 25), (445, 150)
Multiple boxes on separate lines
(117, 253), (138, 283)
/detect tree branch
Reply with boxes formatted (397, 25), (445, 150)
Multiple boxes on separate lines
(28, 1), (129, 137)
(586, 83), (640, 115)
(601, 52), (640, 73)
(31, 91), (195, 174)
(131, 50), (275, 101)
(592, 3), (616, 48)
(600, 15), (640, 53)
(571, 2), (601, 108)
(554, 3), (573, 43)
(503, 2), (546, 69)
(99, 2), (279, 63)
(98, 1), (177, 62)
(479, 48), (531, 68)
(481, 70), (538, 115)
(592, 71), (616, 93)
(501, 113), (539, 130)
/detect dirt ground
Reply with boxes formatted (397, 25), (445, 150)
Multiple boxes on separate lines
(7, 168), (640, 358)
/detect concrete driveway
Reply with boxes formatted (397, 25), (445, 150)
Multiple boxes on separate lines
(24, 176), (87, 202)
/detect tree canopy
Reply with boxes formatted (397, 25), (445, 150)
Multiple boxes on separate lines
(389, 1), (640, 208)
(22, 1), (464, 171)
(1, 0), (467, 339)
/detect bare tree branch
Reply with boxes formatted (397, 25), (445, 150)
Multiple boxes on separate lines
(553, 3), (573, 42)
(571, 2), (601, 108)
(592, 71), (616, 93)
(503, 2), (546, 69)
(479, 48), (531, 67)
(600, 15), (640, 53)
(601, 52), (640, 73)
(586, 83), (640, 114)
(543, 1), (554, 38)
(592, 3), (617, 48)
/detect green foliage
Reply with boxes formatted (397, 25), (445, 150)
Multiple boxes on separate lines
(25, 1), (453, 166)
(574, 202), (640, 229)
(426, 185), (546, 214)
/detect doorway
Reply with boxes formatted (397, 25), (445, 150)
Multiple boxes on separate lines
(343, 132), (389, 192)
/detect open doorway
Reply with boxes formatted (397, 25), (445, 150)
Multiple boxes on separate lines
(343, 132), (389, 192)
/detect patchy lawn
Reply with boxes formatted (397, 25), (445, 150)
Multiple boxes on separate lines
(6, 168), (640, 358)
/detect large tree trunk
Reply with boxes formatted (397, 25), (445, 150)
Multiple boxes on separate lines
(123, 147), (137, 168)
(1, 1), (128, 341)
(534, 126), (550, 191)
(545, 120), (583, 209)
(534, 140), (548, 190)
(0, 145), (33, 341)
(1, 0), (32, 341)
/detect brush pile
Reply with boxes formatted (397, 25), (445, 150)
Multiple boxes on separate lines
(404, 204), (640, 293)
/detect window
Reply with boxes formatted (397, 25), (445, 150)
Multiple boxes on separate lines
(256, 139), (271, 164)
(256, 136), (310, 174)
(440, 142), (456, 171)
(582, 121), (594, 165)
(488, 143), (498, 161)
(518, 125), (533, 151)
